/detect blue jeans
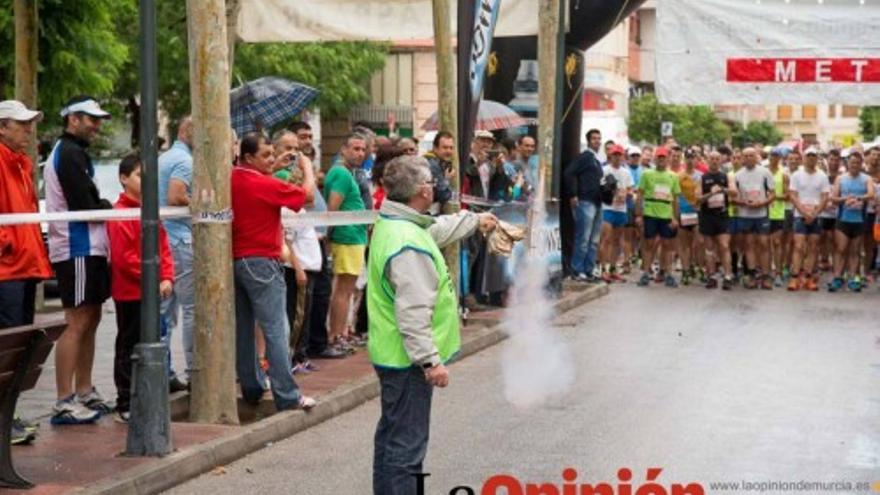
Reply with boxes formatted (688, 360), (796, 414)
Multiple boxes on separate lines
(161, 239), (194, 379)
(234, 257), (303, 410)
(373, 366), (433, 495)
(0, 279), (37, 329)
(571, 200), (603, 276)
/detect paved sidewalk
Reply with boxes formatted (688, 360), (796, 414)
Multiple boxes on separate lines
(8, 283), (608, 494)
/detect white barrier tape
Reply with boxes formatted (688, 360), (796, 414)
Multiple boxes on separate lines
(0, 207), (378, 228)
(0, 207), (190, 226)
(459, 194), (529, 209)
(281, 209), (377, 228)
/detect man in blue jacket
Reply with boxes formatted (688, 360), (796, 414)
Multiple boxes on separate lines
(564, 128), (604, 282)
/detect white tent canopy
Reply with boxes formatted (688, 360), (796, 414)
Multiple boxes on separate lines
(237, 0), (541, 43)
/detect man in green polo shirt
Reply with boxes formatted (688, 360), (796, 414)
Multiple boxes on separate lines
(636, 146), (681, 288)
(368, 155), (496, 495)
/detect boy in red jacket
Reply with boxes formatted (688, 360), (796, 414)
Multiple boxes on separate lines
(107, 155), (174, 422)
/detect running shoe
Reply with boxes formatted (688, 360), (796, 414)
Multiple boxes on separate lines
(114, 411), (130, 424)
(570, 273), (590, 283)
(705, 277), (718, 290)
(664, 274), (679, 288)
(601, 272), (613, 284)
(681, 271), (691, 286)
(610, 273), (627, 283)
(298, 396), (317, 411)
(847, 277), (862, 292)
(637, 273), (651, 287)
(11, 422), (35, 445)
(721, 277), (734, 291)
(302, 360), (319, 372)
(13, 417), (38, 435)
(760, 276), (773, 290)
(804, 277), (819, 291)
(828, 277), (844, 292)
(291, 363), (311, 375)
(743, 275), (757, 290)
(76, 387), (114, 415)
(773, 274), (784, 287)
(787, 277), (802, 291)
(654, 270), (665, 284)
(51, 395), (101, 425)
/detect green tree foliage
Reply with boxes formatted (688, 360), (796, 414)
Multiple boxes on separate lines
(0, 0), (130, 119)
(731, 121), (784, 149)
(3, 0), (388, 144)
(859, 106), (880, 141)
(628, 94), (730, 147)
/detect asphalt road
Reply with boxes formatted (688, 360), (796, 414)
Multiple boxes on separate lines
(166, 284), (880, 495)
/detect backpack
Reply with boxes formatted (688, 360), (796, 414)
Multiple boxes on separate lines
(600, 172), (618, 206)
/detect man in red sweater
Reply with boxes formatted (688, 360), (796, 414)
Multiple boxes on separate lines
(0, 100), (52, 443)
(106, 155), (175, 423)
(231, 133), (316, 411)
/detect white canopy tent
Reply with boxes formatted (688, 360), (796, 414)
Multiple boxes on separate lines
(236, 0), (542, 43)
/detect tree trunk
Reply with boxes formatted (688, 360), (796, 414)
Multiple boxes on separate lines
(226, 0), (241, 79)
(128, 96), (141, 148)
(186, 0), (239, 425)
(431, 0), (461, 293)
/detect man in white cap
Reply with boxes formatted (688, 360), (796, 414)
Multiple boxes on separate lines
(787, 146), (830, 291)
(44, 95), (114, 424)
(0, 100), (52, 444)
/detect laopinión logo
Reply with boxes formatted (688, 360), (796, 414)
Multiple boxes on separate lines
(413, 467), (705, 495)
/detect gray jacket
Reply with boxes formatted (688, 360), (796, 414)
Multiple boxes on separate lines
(378, 200), (480, 367)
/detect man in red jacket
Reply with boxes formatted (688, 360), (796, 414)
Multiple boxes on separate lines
(0, 100), (52, 443)
(106, 155), (175, 423)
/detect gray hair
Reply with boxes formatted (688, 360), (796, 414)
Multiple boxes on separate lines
(383, 155), (433, 203)
(272, 129), (295, 146)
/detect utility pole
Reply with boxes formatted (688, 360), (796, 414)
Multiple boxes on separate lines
(127, 0), (172, 456)
(14, 0), (42, 309)
(431, 0), (461, 290)
(186, 0), (239, 425)
(530, 0), (564, 250)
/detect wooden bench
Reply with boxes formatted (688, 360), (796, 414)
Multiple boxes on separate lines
(0, 318), (66, 489)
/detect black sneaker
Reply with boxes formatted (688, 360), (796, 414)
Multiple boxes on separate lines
(169, 377), (189, 394)
(705, 278), (718, 289)
(722, 277), (734, 291)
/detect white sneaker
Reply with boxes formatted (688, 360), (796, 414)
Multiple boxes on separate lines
(298, 396), (316, 411)
(51, 395), (101, 425)
(114, 411), (131, 424)
(77, 387), (114, 414)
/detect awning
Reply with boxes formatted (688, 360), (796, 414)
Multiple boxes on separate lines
(237, 0), (541, 43)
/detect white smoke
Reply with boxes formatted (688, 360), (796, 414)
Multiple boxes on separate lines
(500, 202), (575, 409)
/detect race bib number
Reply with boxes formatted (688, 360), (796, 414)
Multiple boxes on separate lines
(707, 192), (725, 209)
(613, 189), (627, 207)
(653, 184), (672, 201)
(681, 212), (699, 226)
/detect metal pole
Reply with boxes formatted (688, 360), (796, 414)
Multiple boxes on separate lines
(127, 0), (172, 456)
(431, 0), (461, 290)
(186, 0), (239, 425)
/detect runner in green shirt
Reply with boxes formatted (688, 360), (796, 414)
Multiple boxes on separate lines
(636, 146), (681, 288)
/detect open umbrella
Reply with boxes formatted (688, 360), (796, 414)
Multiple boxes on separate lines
(230, 76), (319, 136)
(421, 100), (529, 131)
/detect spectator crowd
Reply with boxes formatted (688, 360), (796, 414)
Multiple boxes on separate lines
(0, 96), (527, 443)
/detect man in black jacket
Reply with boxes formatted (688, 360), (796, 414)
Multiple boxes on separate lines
(564, 128), (604, 282)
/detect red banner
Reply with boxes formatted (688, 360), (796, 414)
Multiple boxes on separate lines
(727, 58), (880, 83)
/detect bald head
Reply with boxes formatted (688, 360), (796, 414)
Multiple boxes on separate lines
(177, 116), (193, 146)
(742, 147), (759, 168)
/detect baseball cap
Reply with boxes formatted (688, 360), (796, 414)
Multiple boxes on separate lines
(654, 146), (670, 158)
(60, 97), (111, 119)
(626, 146), (641, 156)
(474, 130), (494, 140)
(804, 146), (820, 156)
(609, 144), (625, 155)
(0, 100), (43, 122)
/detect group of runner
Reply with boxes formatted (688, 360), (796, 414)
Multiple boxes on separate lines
(597, 142), (880, 292)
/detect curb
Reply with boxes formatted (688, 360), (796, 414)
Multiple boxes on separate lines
(76, 283), (609, 495)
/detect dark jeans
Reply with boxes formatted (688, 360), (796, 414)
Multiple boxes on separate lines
(114, 300), (170, 413)
(284, 267), (316, 363)
(0, 279), (37, 329)
(373, 366), (433, 495)
(114, 300), (140, 413)
(307, 243), (332, 356)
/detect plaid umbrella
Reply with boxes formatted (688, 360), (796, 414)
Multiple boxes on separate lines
(421, 99), (529, 131)
(230, 77), (319, 136)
